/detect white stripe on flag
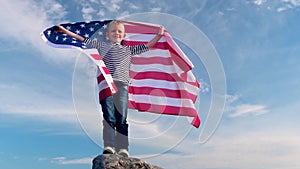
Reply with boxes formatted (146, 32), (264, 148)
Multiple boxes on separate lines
(83, 49), (117, 94)
(125, 33), (166, 42)
(130, 79), (199, 95)
(131, 64), (179, 74)
(133, 49), (171, 58)
(128, 94), (195, 108)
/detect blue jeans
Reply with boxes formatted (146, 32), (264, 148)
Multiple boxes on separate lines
(100, 81), (129, 151)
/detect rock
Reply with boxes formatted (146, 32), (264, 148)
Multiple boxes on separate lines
(92, 154), (164, 169)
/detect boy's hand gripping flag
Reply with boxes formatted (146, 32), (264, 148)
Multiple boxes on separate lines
(41, 20), (201, 128)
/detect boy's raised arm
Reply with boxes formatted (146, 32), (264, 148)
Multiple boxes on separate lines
(146, 26), (164, 49)
(55, 25), (85, 42)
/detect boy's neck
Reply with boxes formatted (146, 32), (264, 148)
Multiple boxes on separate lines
(110, 41), (122, 45)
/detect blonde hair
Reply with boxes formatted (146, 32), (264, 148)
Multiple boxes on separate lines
(107, 20), (125, 31)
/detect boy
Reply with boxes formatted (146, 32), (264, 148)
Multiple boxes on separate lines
(56, 20), (164, 157)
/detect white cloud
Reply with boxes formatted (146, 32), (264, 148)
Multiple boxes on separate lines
(151, 7), (162, 12)
(36, 0), (67, 21)
(100, 0), (122, 12)
(97, 9), (105, 17)
(0, 1), (86, 125)
(225, 94), (239, 104)
(78, 1), (97, 21)
(0, 0), (78, 62)
(282, 0), (300, 6)
(229, 104), (269, 117)
(126, 3), (140, 10)
(89, 0), (99, 3)
(277, 0), (300, 12)
(78, 0), (173, 20)
(225, 94), (270, 118)
(78, 0), (124, 20)
(198, 79), (210, 93)
(277, 4), (293, 12)
(250, 0), (300, 12)
(37, 157), (47, 161)
(51, 156), (92, 165)
(0, 1), (46, 40)
(110, 3), (121, 12)
(0, 82), (77, 124)
(82, 6), (96, 21)
(254, 0), (266, 6)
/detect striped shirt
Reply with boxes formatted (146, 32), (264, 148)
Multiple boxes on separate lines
(84, 39), (149, 85)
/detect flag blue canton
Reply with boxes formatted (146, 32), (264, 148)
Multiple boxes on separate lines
(43, 20), (111, 49)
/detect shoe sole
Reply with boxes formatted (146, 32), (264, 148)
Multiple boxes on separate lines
(103, 150), (114, 154)
(103, 147), (115, 154)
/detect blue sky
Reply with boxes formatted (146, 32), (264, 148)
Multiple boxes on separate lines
(1, 0), (300, 169)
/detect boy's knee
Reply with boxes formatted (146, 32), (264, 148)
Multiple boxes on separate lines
(103, 119), (116, 129)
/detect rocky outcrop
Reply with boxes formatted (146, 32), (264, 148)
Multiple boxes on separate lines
(92, 154), (164, 169)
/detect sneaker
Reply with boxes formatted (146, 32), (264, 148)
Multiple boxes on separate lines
(103, 146), (115, 155)
(118, 149), (129, 157)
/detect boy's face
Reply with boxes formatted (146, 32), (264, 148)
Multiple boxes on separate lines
(106, 23), (126, 44)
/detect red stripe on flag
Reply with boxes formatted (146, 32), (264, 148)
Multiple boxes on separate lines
(124, 24), (159, 34)
(189, 80), (200, 88)
(131, 57), (172, 65)
(191, 115), (200, 128)
(123, 40), (192, 71)
(130, 71), (180, 82)
(167, 43), (192, 71)
(99, 87), (113, 101)
(130, 71), (199, 88)
(102, 66), (110, 75)
(128, 101), (196, 116)
(97, 74), (105, 83)
(128, 101), (200, 128)
(128, 86), (198, 101)
(90, 54), (102, 60)
(123, 40), (168, 50)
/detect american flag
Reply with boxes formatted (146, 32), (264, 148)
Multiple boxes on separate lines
(41, 20), (200, 128)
